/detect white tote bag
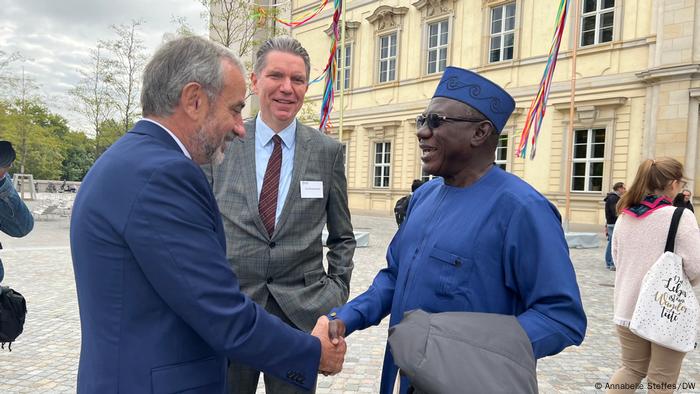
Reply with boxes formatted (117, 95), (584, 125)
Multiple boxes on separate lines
(630, 207), (699, 353)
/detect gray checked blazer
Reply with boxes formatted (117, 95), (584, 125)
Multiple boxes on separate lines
(205, 119), (356, 332)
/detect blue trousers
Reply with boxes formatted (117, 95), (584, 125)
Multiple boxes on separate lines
(605, 224), (615, 269)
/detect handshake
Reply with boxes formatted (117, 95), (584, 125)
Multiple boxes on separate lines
(310, 315), (348, 375)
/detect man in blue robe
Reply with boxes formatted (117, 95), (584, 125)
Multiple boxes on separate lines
(327, 66), (587, 393)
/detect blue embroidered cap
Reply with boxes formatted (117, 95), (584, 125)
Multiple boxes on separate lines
(433, 66), (515, 133)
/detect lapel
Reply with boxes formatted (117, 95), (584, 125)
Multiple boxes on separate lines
(240, 120), (270, 238)
(273, 122), (313, 237)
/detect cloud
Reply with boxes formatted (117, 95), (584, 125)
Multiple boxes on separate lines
(0, 0), (208, 131)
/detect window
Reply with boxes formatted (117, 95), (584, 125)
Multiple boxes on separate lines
(489, 3), (515, 62)
(341, 143), (348, 176)
(379, 33), (398, 83)
(495, 134), (508, 170)
(335, 44), (351, 91)
(580, 0), (614, 47)
(373, 142), (391, 188)
(427, 20), (449, 74)
(572, 128), (605, 192)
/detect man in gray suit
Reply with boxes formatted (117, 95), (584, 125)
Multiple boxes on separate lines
(206, 36), (356, 394)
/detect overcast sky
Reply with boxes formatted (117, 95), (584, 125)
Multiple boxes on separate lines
(0, 0), (208, 131)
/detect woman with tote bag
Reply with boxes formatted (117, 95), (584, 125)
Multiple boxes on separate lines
(607, 158), (700, 393)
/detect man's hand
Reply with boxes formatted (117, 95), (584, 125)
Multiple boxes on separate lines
(311, 316), (346, 375)
(328, 317), (346, 346)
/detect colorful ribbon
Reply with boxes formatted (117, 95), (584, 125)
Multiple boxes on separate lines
(252, 0), (341, 130)
(516, 0), (570, 159)
(318, 0), (342, 131)
(254, 0), (329, 28)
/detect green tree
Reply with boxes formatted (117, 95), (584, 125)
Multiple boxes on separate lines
(8, 70), (43, 174)
(200, 0), (275, 57)
(61, 131), (95, 181)
(96, 118), (127, 156)
(21, 126), (63, 180)
(1, 110), (63, 180)
(24, 99), (71, 138)
(69, 45), (115, 155)
(0, 97), (72, 180)
(0, 50), (22, 97)
(101, 20), (147, 136)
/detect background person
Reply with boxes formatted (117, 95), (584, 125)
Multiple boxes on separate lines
(0, 141), (34, 283)
(604, 182), (626, 271)
(672, 189), (694, 213)
(205, 36), (355, 394)
(607, 158), (700, 394)
(393, 179), (424, 227)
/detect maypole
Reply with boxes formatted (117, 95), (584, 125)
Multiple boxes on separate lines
(515, 0), (571, 159)
(256, 0), (329, 28)
(563, 0), (580, 230)
(318, 0), (343, 131)
(338, 0), (346, 142)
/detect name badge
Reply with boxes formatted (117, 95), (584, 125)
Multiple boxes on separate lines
(300, 181), (323, 199)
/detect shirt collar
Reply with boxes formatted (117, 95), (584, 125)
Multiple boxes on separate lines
(255, 115), (296, 149)
(141, 118), (192, 159)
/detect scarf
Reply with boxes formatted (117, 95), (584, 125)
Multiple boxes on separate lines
(623, 195), (672, 218)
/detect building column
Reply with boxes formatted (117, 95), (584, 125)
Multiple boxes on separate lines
(686, 89), (700, 191)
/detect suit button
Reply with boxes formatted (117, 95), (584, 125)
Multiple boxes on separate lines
(267, 277), (273, 284)
(269, 241), (276, 248)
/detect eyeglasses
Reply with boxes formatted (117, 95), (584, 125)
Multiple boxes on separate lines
(415, 113), (488, 130)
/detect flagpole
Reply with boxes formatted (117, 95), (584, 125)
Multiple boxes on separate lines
(564, 0), (579, 231)
(338, 0), (346, 142)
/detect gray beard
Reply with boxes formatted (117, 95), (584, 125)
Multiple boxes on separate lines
(191, 123), (223, 165)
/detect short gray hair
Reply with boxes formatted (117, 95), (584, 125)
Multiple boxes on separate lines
(253, 36), (310, 81)
(141, 35), (245, 117)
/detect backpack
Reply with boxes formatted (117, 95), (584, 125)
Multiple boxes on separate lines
(0, 286), (27, 351)
(394, 195), (411, 226)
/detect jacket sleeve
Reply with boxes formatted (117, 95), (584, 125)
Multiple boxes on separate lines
(0, 174), (34, 237)
(331, 225), (402, 335)
(324, 142), (356, 303)
(123, 160), (320, 391)
(504, 197), (587, 358)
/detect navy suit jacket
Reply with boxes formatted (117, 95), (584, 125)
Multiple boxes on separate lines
(70, 120), (320, 393)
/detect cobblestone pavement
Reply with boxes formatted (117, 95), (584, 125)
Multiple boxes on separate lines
(0, 213), (698, 393)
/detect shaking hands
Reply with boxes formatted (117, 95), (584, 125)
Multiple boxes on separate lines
(311, 315), (347, 375)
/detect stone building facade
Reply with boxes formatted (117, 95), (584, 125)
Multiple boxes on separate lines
(248, 0), (700, 223)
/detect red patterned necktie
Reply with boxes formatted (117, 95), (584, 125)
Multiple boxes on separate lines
(259, 135), (282, 237)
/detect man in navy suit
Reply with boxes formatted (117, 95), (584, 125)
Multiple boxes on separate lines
(70, 36), (344, 393)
